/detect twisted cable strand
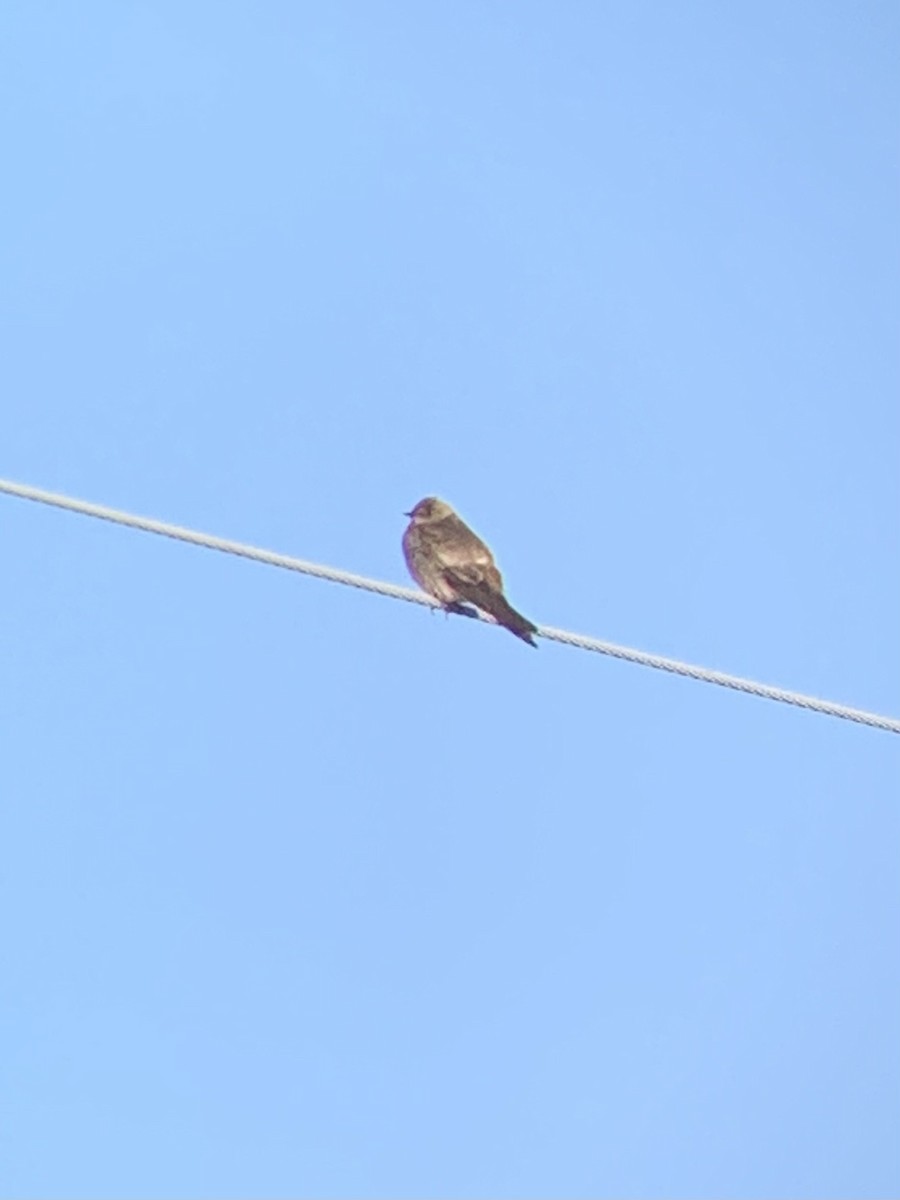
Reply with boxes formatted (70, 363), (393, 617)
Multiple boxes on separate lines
(2, 477), (897, 735)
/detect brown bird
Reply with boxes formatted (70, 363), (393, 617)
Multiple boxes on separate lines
(402, 497), (538, 646)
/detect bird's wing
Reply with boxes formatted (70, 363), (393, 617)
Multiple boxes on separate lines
(431, 516), (498, 569)
(441, 564), (497, 608)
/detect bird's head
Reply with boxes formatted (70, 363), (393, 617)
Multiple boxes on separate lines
(404, 497), (454, 523)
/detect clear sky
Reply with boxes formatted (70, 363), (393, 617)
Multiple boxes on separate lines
(2, 2), (898, 1196)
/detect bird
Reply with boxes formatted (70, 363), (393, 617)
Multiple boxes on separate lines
(402, 497), (538, 646)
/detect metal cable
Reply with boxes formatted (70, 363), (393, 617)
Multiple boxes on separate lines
(535, 625), (900, 733)
(2, 477), (897, 735)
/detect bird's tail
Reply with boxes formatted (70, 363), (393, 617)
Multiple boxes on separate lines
(469, 585), (539, 647)
(442, 569), (539, 647)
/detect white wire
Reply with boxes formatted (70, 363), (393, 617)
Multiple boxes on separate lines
(2, 477), (897, 735)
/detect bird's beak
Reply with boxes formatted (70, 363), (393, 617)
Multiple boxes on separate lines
(403, 510), (413, 517)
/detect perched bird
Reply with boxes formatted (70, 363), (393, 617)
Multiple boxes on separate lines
(402, 497), (538, 646)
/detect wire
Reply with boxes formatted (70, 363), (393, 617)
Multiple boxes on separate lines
(2, 477), (897, 735)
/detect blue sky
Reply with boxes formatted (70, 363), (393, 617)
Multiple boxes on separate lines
(2, 2), (898, 1195)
